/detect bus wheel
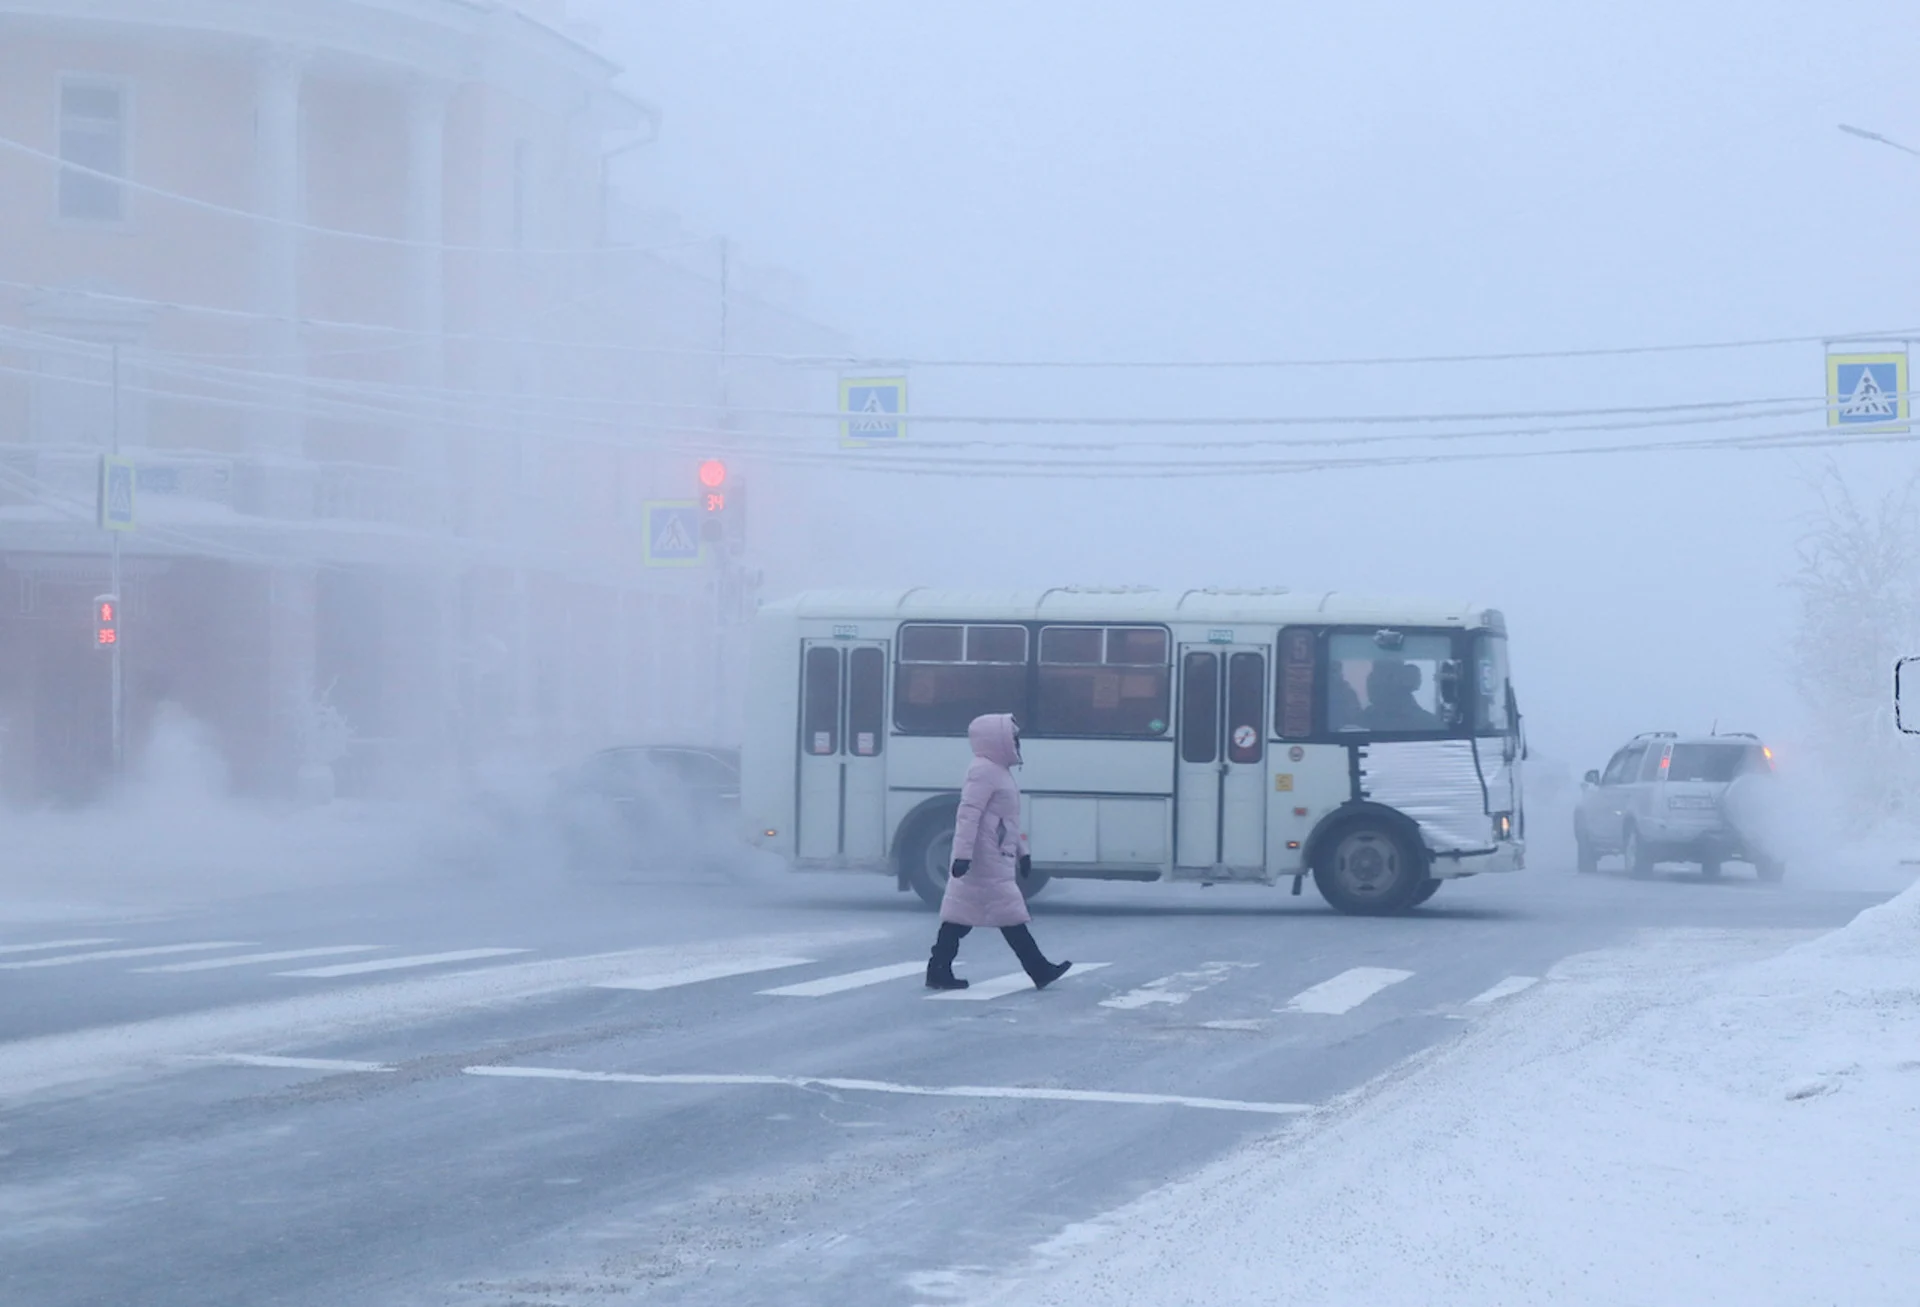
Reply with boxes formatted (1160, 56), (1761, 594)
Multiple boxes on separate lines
(1313, 822), (1427, 916)
(1409, 877), (1442, 906)
(902, 811), (956, 909)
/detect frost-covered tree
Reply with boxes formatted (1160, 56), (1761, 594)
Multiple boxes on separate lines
(1785, 462), (1920, 822)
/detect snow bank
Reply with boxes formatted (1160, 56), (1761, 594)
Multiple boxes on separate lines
(950, 887), (1920, 1307)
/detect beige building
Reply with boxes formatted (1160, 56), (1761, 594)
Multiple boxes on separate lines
(0, 0), (840, 804)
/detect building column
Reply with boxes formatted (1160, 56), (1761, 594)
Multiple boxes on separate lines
(248, 47), (312, 527)
(405, 80), (452, 530)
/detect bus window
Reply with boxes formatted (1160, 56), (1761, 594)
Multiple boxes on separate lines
(803, 646), (841, 755)
(1327, 632), (1454, 734)
(1227, 651), (1265, 763)
(1474, 632), (1512, 734)
(1035, 626), (1171, 737)
(1276, 627), (1317, 738)
(894, 623), (1029, 735)
(1180, 651), (1219, 763)
(848, 646), (885, 756)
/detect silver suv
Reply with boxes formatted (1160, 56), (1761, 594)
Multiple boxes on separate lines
(1574, 732), (1783, 881)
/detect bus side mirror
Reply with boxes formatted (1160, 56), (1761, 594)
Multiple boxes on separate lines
(1899, 658), (1920, 735)
(1436, 660), (1463, 724)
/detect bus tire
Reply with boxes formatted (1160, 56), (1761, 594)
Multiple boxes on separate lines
(900, 805), (957, 909)
(898, 802), (1051, 909)
(1312, 820), (1428, 916)
(1409, 876), (1442, 906)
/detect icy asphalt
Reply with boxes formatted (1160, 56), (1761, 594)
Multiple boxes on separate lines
(1, 848), (1900, 1307)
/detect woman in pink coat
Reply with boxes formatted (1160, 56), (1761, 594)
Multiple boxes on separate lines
(925, 713), (1073, 992)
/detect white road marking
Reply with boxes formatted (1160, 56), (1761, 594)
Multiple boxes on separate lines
(926, 962), (1111, 1001)
(0, 942), (254, 970)
(1201, 1019), (1267, 1031)
(0, 938), (118, 956)
(463, 1064), (1313, 1116)
(278, 948), (530, 978)
(1282, 966), (1415, 1015)
(196, 1053), (394, 1074)
(135, 946), (384, 974)
(1101, 961), (1256, 1010)
(595, 956), (814, 991)
(1467, 975), (1539, 1004)
(759, 961), (925, 997)
(0, 930), (884, 1105)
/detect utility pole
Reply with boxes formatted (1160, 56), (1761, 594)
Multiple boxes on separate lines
(713, 237), (731, 746)
(109, 344), (123, 774)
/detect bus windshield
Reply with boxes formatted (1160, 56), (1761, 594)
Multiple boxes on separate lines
(1327, 632), (1454, 734)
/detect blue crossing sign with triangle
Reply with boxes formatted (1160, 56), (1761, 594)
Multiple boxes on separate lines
(644, 500), (705, 567)
(1827, 350), (1909, 432)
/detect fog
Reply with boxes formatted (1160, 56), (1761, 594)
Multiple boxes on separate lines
(5, 0), (1920, 890)
(606, 0), (1920, 782)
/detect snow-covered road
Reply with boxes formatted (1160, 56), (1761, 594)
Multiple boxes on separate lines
(1, 844), (1907, 1306)
(951, 884), (1920, 1307)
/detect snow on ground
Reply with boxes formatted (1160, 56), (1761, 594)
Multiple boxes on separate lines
(948, 881), (1920, 1307)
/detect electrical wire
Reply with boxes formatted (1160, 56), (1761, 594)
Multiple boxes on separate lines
(0, 133), (709, 260)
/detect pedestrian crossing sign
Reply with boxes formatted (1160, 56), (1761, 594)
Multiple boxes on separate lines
(98, 455), (136, 532)
(839, 376), (907, 448)
(643, 500), (705, 568)
(1827, 350), (1908, 432)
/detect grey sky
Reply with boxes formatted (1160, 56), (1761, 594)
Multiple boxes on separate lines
(593, 0), (1920, 770)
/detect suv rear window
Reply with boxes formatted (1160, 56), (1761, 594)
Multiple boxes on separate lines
(1667, 743), (1765, 783)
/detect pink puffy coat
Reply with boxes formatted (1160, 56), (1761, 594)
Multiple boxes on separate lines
(941, 713), (1031, 928)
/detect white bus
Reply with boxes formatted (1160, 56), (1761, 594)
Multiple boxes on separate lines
(740, 587), (1525, 916)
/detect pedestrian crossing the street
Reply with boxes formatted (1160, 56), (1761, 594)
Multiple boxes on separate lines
(0, 929), (1550, 1022)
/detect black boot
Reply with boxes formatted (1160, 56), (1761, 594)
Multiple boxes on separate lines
(1002, 925), (1072, 990)
(926, 922), (970, 990)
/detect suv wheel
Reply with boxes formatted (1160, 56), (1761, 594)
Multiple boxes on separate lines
(1623, 826), (1655, 879)
(1755, 858), (1786, 884)
(1574, 824), (1599, 875)
(1700, 858), (1723, 881)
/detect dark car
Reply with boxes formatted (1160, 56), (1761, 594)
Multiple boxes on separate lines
(550, 745), (742, 871)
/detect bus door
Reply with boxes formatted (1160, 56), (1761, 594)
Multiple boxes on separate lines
(1175, 645), (1269, 872)
(796, 640), (890, 862)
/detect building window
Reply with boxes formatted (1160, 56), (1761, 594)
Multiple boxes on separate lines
(58, 79), (128, 223)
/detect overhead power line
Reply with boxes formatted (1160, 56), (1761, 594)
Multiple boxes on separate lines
(0, 274), (1911, 373)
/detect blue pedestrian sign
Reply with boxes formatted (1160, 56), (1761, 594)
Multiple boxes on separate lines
(840, 376), (907, 447)
(1827, 350), (1909, 432)
(98, 455), (136, 532)
(643, 500), (705, 568)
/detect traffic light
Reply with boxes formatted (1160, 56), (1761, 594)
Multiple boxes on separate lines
(93, 594), (119, 648)
(699, 459), (728, 544)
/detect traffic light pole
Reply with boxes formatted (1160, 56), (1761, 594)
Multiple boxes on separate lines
(109, 344), (123, 774)
(713, 238), (731, 748)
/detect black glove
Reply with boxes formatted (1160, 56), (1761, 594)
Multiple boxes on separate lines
(1018, 854), (1032, 880)
(950, 859), (970, 879)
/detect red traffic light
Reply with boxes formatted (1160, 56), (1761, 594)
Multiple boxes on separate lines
(94, 594), (118, 648)
(698, 459), (728, 490)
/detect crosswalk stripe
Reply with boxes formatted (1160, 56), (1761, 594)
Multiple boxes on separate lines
(926, 962), (1111, 1001)
(278, 948), (530, 978)
(1468, 975), (1539, 1004)
(197, 1054), (394, 1074)
(595, 956), (814, 992)
(759, 961), (925, 997)
(1282, 966), (1414, 1015)
(0, 942), (254, 970)
(135, 946), (385, 974)
(0, 938), (118, 956)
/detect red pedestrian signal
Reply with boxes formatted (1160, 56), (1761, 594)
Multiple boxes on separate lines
(94, 594), (118, 648)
